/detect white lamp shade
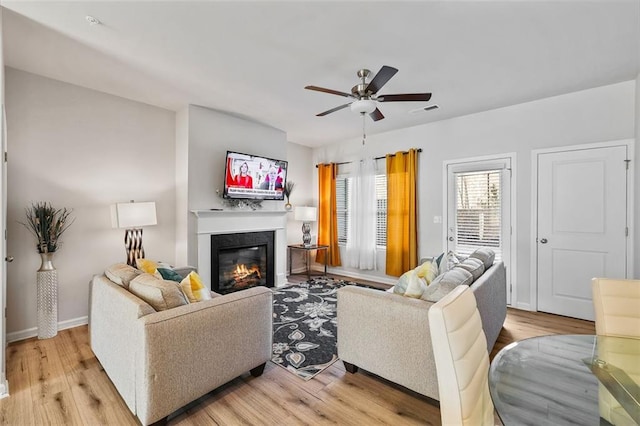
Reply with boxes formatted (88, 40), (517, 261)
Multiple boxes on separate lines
(294, 206), (317, 222)
(111, 201), (157, 229)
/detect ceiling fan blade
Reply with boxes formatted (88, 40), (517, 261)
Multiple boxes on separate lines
(378, 93), (432, 102)
(305, 85), (354, 98)
(369, 108), (385, 121)
(366, 66), (398, 95)
(316, 102), (352, 117)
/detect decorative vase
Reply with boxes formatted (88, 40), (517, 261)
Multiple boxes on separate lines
(37, 252), (58, 339)
(285, 200), (292, 211)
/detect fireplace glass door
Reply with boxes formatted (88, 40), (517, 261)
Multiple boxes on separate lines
(211, 231), (275, 294)
(218, 245), (267, 293)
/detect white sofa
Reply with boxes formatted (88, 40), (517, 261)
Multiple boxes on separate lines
(337, 259), (506, 401)
(89, 270), (273, 425)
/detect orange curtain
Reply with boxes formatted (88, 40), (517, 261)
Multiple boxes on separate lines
(316, 163), (342, 266)
(386, 149), (418, 276)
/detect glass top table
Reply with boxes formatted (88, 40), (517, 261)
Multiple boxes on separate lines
(489, 334), (640, 426)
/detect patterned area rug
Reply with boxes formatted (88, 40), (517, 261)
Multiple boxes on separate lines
(271, 277), (381, 380)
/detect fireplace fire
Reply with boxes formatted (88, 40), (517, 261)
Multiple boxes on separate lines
(211, 231), (274, 294)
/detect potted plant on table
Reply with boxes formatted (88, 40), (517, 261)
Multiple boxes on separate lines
(20, 202), (74, 339)
(283, 181), (295, 210)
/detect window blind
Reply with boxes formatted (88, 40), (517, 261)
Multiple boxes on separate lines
(336, 174), (387, 247)
(454, 170), (502, 261)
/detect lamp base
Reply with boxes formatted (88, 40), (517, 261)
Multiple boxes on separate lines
(302, 222), (312, 247)
(124, 228), (145, 266)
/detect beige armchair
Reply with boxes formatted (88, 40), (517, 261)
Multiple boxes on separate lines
(429, 285), (495, 426)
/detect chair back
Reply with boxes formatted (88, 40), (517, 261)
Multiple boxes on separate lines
(429, 285), (494, 426)
(591, 278), (640, 424)
(591, 278), (640, 338)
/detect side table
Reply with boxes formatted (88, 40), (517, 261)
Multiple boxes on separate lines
(288, 244), (328, 280)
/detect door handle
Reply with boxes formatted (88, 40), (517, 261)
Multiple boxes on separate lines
(540, 238), (548, 244)
(5, 256), (14, 262)
(448, 237), (454, 241)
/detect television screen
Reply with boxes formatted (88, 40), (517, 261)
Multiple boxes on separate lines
(223, 151), (288, 200)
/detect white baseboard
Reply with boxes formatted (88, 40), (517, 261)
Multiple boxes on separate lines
(514, 302), (533, 311)
(7, 315), (88, 343)
(0, 379), (8, 399)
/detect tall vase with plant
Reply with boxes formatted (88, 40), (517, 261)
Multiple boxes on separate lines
(283, 181), (295, 210)
(20, 202), (74, 339)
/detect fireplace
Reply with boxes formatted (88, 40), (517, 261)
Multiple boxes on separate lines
(211, 231), (275, 294)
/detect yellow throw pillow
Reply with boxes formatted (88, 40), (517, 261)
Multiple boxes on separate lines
(393, 269), (427, 299)
(414, 259), (438, 285)
(136, 258), (162, 278)
(180, 271), (212, 303)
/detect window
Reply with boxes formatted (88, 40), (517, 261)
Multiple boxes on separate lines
(336, 174), (387, 247)
(454, 170), (502, 260)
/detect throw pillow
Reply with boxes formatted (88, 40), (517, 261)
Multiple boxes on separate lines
(414, 259), (438, 285)
(393, 269), (427, 299)
(438, 251), (461, 275)
(421, 268), (474, 302)
(129, 273), (188, 311)
(136, 258), (162, 278)
(454, 257), (485, 282)
(157, 268), (184, 283)
(104, 263), (141, 289)
(180, 271), (213, 303)
(469, 248), (495, 269)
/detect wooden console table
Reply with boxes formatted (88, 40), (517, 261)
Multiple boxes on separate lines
(288, 244), (328, 280)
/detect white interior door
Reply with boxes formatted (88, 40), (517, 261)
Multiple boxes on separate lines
(536, 145), (628, 321)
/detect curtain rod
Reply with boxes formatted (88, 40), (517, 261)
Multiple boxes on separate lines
(315, 148), (422, 168)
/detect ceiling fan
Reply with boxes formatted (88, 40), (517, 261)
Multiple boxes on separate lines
(305, 65), (432, 122)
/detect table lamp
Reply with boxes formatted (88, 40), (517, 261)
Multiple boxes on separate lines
(294, 206), (317, 247)
(111, 201), (157, 266)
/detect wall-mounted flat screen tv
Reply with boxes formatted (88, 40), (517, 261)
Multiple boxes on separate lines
(223, 151), (288, 200)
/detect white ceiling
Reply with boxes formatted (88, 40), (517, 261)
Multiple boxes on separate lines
(3, 1), (639, 147)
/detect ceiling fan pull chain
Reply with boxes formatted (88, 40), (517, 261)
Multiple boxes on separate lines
(362, 112), (366, 145)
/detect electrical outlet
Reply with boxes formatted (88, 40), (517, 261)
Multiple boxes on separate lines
(433, 216), (442, 224)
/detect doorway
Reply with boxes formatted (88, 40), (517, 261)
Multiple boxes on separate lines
(532, 141), (633, 321)
(445, 154), (515, 305)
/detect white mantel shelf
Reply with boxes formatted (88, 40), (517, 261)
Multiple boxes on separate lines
(191, 209), (288, 218)
(190, 208), (288, 288)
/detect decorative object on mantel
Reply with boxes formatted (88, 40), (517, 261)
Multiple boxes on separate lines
(283, 181), (295, 210)
(216, 189), (263, 210)
(111, 201), (157, 266)
(294, 206), (317, 247)
(20, 202), (74, 339)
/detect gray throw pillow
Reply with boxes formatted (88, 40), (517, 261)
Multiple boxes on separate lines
(469, 248), (495, 269)
(454, 257), (485, 282)
(421, 268), (473, 302)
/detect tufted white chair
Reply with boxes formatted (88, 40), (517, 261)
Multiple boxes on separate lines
(591, 278), (640, 425)
(429, 285), (495, 426)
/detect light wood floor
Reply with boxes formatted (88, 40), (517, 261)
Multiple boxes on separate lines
(0, 276), (595, 426)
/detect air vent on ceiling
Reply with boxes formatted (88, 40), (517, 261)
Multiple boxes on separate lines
(409, 104), (439, 114)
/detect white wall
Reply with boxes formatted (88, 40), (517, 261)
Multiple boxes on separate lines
(286, 141), (314, 271)
(175, 107), (189, 266)
(182, 105), (288, 267)
(5, 68), (177, 339)
(312, 80), (637, 307)
(0, 7), (8, 396)
(636, 73), (640, 278)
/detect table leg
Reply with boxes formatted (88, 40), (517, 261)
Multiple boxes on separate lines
(288, 247), (291, 277)
(324, 247), (327, 276)
(306, 250), (311, 281)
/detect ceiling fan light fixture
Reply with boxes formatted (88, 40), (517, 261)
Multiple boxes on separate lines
(350, 99), (377, 114)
